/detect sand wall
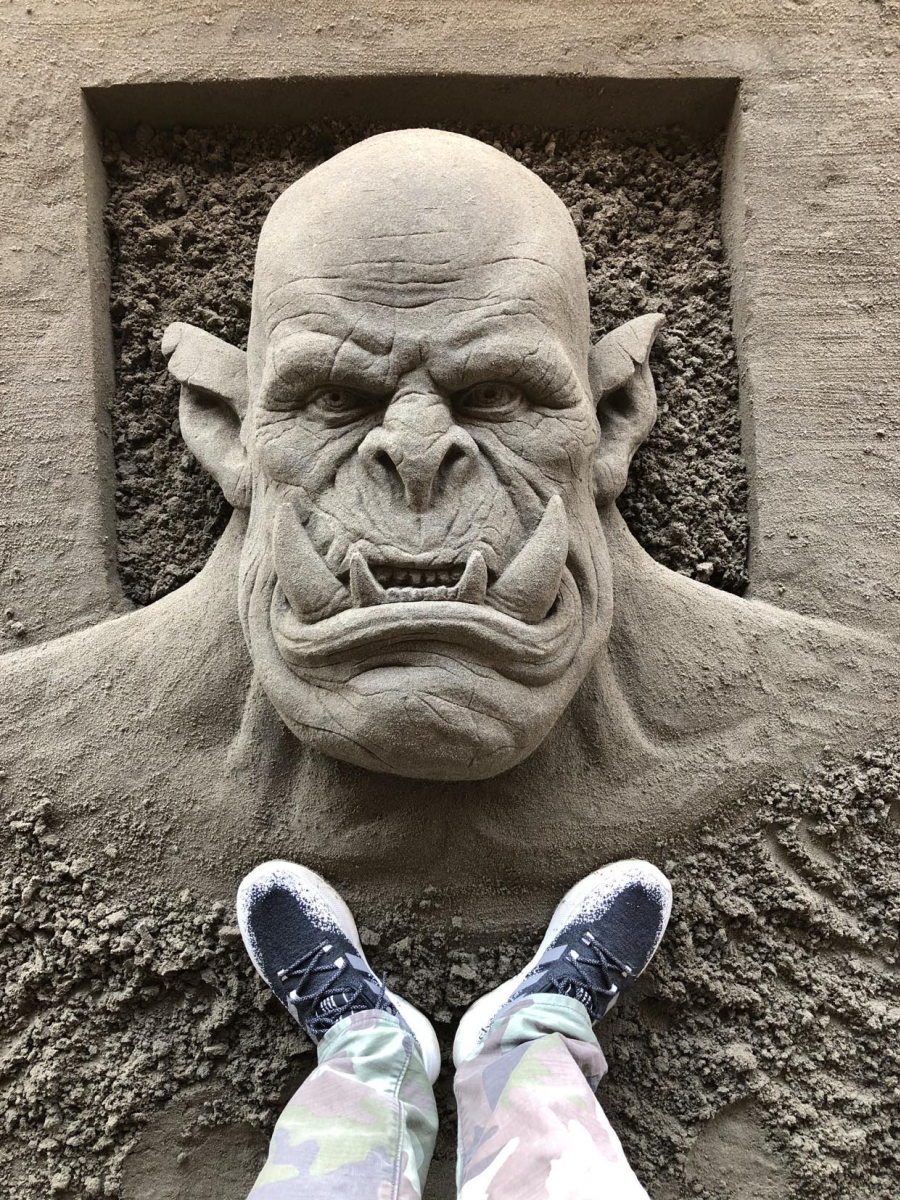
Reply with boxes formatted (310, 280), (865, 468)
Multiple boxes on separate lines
(1, 3), (899, 1198)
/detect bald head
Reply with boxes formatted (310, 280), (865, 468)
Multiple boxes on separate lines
(248, 129), (590, 377)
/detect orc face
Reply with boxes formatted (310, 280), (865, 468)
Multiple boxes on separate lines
(164, 130), (662, 779)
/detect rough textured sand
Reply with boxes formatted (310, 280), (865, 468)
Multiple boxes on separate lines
(2, 746), (897, 1198)
(103, 121), (747, 606)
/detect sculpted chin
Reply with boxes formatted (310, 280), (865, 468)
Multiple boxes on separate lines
(2, 129), (898, 895)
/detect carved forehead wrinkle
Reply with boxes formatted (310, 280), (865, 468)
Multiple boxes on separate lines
(248, 129), (589, 380)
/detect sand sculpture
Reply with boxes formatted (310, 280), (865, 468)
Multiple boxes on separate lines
(3, 127), (900, 1200)
(3, 128), (899, 906)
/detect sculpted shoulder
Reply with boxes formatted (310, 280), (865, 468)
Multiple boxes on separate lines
(0, 519), (251, 790)
(606, 512), (900, 754)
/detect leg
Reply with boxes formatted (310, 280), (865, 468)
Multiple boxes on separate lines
(455, 994), (648, 1199)
(235, 861), (442, 1200)
(249, 1009), (437, 1199)
(453, 860), (672, 1199)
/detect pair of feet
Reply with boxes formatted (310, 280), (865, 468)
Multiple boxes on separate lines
(236, 859), (673, 1083)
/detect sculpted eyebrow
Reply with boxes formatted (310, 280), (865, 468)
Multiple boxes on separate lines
(445, 336), (581, 408)
(265, 334), (391, 401)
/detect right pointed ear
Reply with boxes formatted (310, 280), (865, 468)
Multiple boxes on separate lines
(588, 313), (665, 505)
(162, 322), (251, 508)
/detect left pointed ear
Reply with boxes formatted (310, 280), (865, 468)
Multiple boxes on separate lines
(162, 321), (252, 509)
(588, 313), (665, 504)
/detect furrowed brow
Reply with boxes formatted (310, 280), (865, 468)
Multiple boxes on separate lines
(264, 330), (393, 402)
(439, 328), (582, 408)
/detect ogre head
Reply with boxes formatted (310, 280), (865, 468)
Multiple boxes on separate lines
(164, 129), (663, 780)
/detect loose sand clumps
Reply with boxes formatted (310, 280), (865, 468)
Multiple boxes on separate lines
(103, 122), (746, 606)
(2, 748), (897, 1199)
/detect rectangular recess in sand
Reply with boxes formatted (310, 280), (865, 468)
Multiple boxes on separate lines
(35, 71), (739, 638)
(0, 69), (733, 651)
(99, 96), (744, 608)
(88, 68), (900, 640)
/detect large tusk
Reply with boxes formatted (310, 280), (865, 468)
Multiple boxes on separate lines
(487, 495), (568, 624)
(456, 550), (489, 604)
(273, 501), (350, 622)
(350, 551), (387, 607)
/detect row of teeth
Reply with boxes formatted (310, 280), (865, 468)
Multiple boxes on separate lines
(381, 585), (459, 602)
(351, 550), (488, 608)
(371, 566), (464, 588)
(272, 494), (568, 627)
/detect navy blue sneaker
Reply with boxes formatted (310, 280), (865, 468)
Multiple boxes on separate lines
(453, 860), (672, 1064)
(237, 860), (440, 1082)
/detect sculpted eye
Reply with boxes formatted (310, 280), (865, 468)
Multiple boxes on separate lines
(455, 381), (526, 420)
(305, 386), (383, 424)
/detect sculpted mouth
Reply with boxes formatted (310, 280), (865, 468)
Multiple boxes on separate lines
(369, 564), (465, 589)
(347, 548), (490, 607)
(273, 495), (569, 627)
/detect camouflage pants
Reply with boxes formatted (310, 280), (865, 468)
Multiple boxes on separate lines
(247, 994), (650, 1199)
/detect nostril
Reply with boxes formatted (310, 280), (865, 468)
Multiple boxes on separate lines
(373, 448), (396, 474)
(443, 444), (469, 471)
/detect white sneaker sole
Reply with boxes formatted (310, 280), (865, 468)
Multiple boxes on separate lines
(237, 860), (442, 1084)
(452, 859), (672, 1067)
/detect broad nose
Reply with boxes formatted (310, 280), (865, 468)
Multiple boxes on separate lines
(358, 391), (478, 511)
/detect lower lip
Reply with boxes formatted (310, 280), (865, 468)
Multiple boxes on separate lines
(270, 573), (583, 682)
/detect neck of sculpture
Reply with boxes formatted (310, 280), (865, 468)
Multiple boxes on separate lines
(128, 503), (894, 913)
(192, 505), (814, 910)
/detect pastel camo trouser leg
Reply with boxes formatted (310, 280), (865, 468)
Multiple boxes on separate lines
(248, 995), (649, 1199)
(247, 1010), (438, 1199)
(455, 995), (650, 1199)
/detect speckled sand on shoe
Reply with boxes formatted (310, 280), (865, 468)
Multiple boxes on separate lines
(453, 859), (672, 1065)
(237, 860), (441, 1082)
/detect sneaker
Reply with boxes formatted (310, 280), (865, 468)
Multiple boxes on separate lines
(453, 860), (672, 1065)
(237, 860), (441, 1083)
